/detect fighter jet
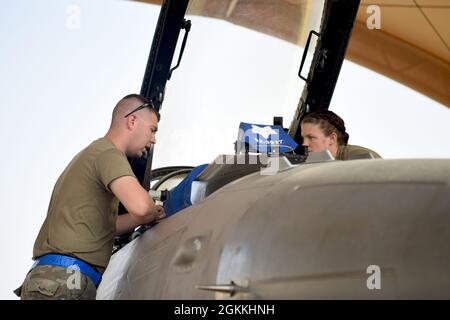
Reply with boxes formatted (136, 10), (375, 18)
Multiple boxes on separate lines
(96, 0), (450, 299)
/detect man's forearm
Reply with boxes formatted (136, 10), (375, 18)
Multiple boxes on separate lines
(116, 213), (142, 236)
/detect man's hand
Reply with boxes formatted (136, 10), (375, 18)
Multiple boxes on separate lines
(139, 205), (165, 229)
(116, 206), (165, 236)
(110, 176), (167, 234)
(131, 205), (165, 226)
(151, 205), (165, 221)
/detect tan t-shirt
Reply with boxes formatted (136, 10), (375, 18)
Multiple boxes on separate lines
(336, 144), (382, 160)
(33, 137), (135, 270)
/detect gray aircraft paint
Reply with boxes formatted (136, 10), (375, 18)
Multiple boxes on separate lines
(97, 158), (450, 299)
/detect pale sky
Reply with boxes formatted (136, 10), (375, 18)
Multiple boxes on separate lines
(1, 0), (449, 299)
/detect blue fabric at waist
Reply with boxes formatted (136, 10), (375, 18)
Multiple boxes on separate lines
(32, 253), (102, 287)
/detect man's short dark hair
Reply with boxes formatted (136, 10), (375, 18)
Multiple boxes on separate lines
(120, 94), (160, 121)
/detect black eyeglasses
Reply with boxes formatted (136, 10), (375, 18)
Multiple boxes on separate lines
(124, 102), (155, 118)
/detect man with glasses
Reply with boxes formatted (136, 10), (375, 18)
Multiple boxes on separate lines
(15, 94), (165, 299)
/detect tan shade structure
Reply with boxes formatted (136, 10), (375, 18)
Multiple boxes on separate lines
(133, 0), (450, 108)
(350, 0), (450, 108)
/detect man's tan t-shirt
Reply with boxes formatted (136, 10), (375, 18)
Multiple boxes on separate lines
(33, 137), (135, 270)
